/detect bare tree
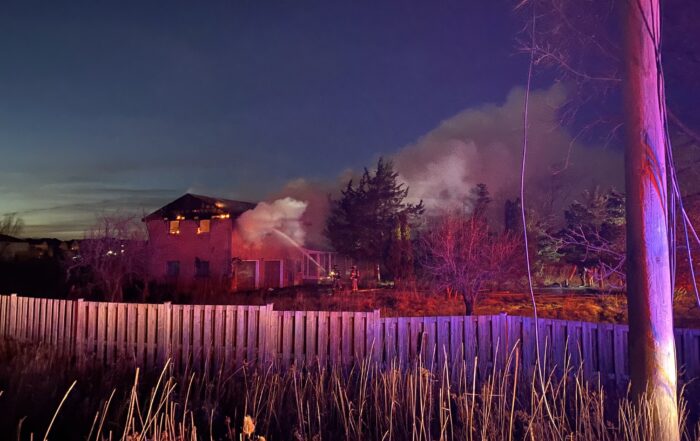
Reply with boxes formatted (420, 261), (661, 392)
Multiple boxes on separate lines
(0, 213), (24, 237)
(66, 215), (147, 302)
(0, 213), (26, 259)
(553, 188), (626, 289)
(555, 226), (626, 288)
(516, 1), (683, 437)
(421, 212), (521, 315)
(517, 0), (699, 145)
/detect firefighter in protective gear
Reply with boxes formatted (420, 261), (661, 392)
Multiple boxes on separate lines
(330, 265), (341, 293)
(350, 266), (359, 292)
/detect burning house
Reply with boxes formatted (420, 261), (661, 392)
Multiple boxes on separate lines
(144, 193), (335, 290)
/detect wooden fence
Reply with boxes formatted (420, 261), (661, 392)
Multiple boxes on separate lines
(1, 294), (699, 385)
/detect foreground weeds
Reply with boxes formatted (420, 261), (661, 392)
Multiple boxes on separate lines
(0, 340), (698, 440)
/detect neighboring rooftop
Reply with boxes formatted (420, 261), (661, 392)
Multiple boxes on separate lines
(144, 193), (257, 221)
(0, 234), (22, 243)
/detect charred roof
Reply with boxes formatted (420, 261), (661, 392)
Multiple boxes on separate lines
(144, 193), (257, 221)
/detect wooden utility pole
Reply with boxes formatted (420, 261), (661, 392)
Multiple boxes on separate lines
(623, 0), (679, 439)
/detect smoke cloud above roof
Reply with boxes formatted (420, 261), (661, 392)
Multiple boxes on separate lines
(265, 85), (624, 243)
(394, 84), (623, 214)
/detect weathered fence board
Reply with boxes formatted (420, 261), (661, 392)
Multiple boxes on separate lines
(2, 294), (700, 386)
(305, 310), (317, 363)
(280, 310), (292, 366)
(294, 310), (305, 364)
(423, 316), (436, 369)
(314, 310), (326, 362)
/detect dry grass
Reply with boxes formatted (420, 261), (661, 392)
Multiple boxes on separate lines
(1, 340), (699, 441)
(183, 286), (700, 328)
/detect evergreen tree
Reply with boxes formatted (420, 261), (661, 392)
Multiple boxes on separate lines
(504, 198), (522, 233)
(387, 211), (415, 285)
(471, 183), (491, 219)
(325, 158), (424, 274)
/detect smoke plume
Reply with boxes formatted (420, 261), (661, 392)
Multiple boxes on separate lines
(254, 84), (624, 244)
(270, 178), (338, 248)
(393, 84), (623, 214)
(235, 197), (308, 246)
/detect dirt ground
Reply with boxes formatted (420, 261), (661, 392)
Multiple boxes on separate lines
(191, 286), (700, 328)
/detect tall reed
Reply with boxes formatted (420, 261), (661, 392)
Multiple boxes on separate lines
(0, 340), (697, 440)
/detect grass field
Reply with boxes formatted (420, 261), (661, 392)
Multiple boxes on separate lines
(1, 340), (699, 441)
(180, 286), (700, 328)
(1, 289), (699, 439)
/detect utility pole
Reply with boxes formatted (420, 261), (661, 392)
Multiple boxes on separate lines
(623, 0), (679, 439)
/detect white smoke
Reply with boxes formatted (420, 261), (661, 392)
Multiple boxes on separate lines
(236, 197), (308, 246)
(254, 84), (624, 242)
(270, 178), (336, 248)
(397, 140), (478, 210)
(393, 84), (623, 215)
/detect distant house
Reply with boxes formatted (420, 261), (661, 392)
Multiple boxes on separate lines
(0, 234), (31, 260)
(144, 193), (335, 291)
(0, 234), (78, 261)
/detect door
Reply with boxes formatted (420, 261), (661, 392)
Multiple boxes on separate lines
(237, 260), (258, 290)
(263, 260), (282, 289)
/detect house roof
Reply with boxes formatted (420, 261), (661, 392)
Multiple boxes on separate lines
(144, 193), (257, 221)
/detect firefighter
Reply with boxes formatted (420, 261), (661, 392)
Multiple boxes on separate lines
(350, 265), (359, 292)
(331, 264), (341, 293)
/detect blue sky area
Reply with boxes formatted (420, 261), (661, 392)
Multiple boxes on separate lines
(0, 1), (552, 237)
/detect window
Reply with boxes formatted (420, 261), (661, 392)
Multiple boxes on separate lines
(197, 219), (210, 234)
(169, 220), (180, 235)
(195, 259), (210, 278)
(166, 261), (180, 277)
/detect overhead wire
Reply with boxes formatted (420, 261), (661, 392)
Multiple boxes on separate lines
(520, 6), (561, 438)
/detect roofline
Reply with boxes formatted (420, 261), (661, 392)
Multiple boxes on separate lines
(143, 193), (257, 221)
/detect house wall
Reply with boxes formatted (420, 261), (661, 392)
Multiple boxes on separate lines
(146, 219), (333, 291)
(231, 231), (306, 289)
(146, 218), (233, 283)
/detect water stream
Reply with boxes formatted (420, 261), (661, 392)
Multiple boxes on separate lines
(271, 228), (327, 275)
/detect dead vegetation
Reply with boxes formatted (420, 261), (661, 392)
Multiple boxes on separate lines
(0, 340), (699, 440)
(173, 286), (700, 328)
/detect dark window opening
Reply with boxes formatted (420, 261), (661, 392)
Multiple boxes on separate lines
(166, 261), (180, 277)
(195, 259), (210, 278)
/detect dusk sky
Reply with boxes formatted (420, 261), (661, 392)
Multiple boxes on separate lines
(2, 1), (552, 238)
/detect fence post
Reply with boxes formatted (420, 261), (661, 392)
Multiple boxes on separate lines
(74, 299), (85, 366)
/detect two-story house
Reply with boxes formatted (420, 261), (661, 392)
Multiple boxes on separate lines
(144, 193), (335, 291)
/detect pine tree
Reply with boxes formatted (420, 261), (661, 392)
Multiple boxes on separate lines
(504, 198), (522, 233)
(325, 158), (424, 272)
(387, 211), (415, 285)
(471, 183), (491, 219)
